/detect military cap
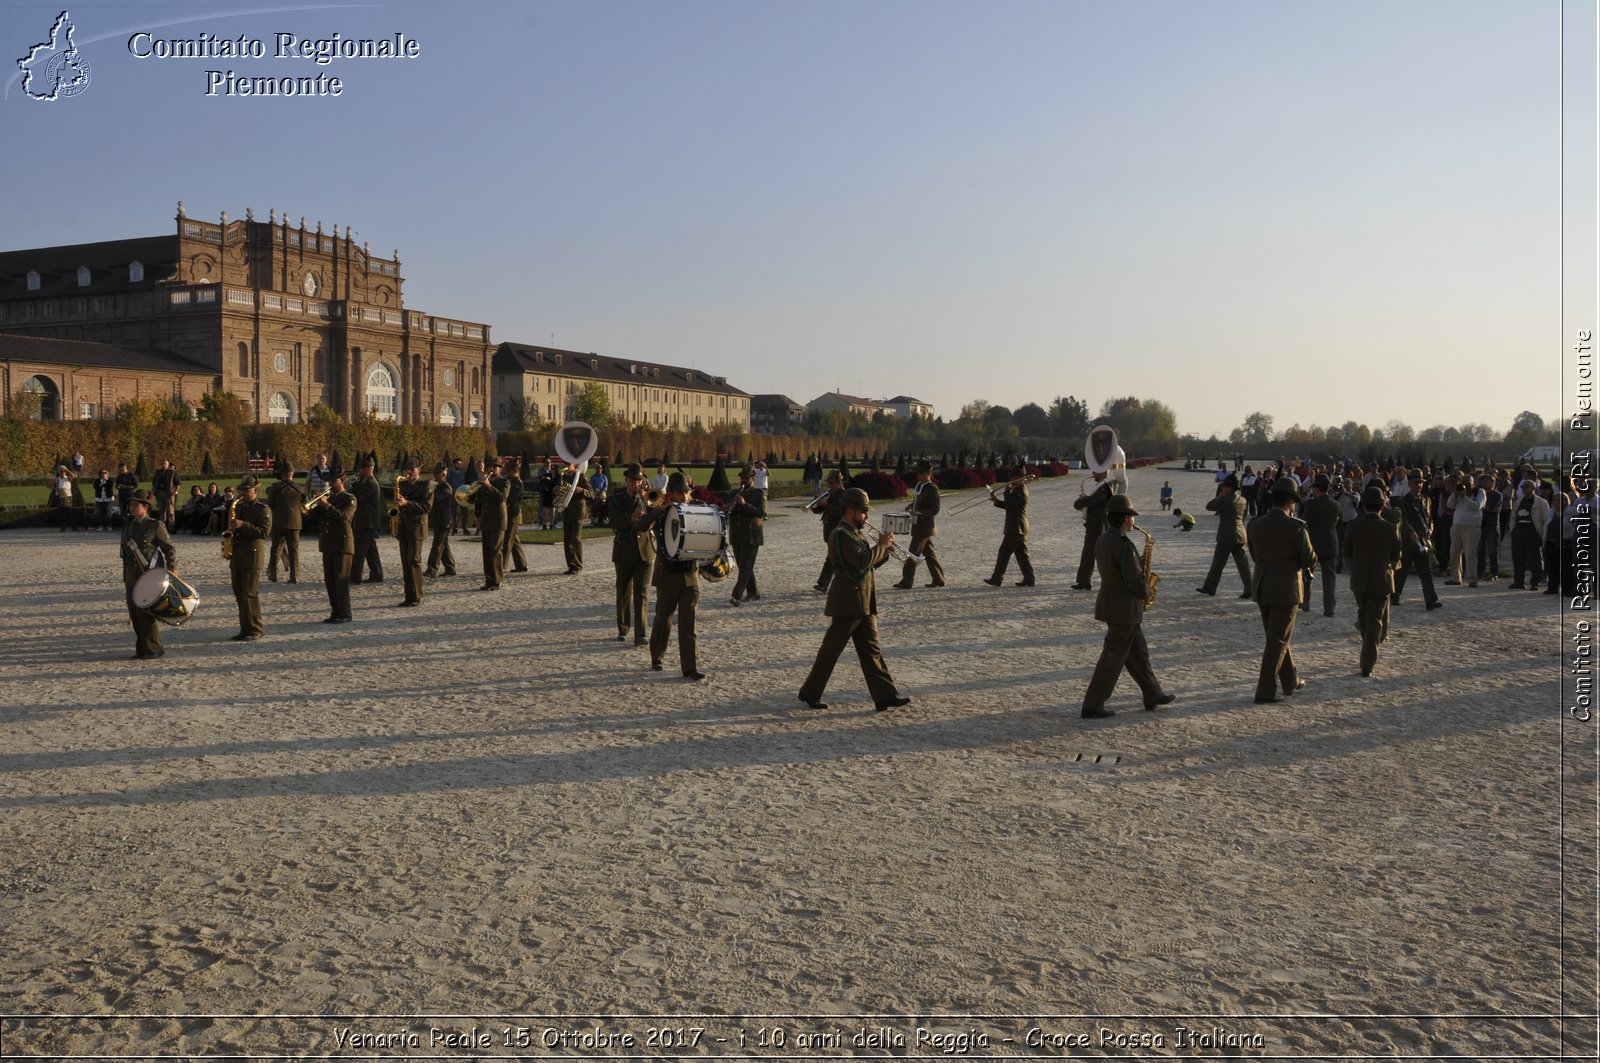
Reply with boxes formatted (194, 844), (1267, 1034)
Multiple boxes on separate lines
(1106, 494), (1139, 517)
(739, 465), (755, 478)
(624, 463), (644, 481)
(1270, 475), (1302, 500)
(1222, 473), (1241, 490)
(238, 474), (259, 489)
(482, 455), (500, 467)
(841, 487), (871, 510)
(127, 488), (154, 508)
(405, 454), (422, 469)
(826, 470), (844, 484)
(1361, 486), (1387, 508)
(328, 466), (346, 481)
(1409, 468), (1425, 481)
(666, 471), (690, 492)
(1313, 474), (1331, 490)
(1011, 463), (1027, 479)
(434, 462), (448, 475)
(915, 459), (933, 474)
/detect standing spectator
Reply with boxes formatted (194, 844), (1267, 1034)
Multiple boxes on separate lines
(114, 462), (138, 517)
(1239, 466), (1260, 518)
(589, 463), (610, 526)
(447, 457), (470, 535)
(537, 457), (559, 530)
(54, 465), (79, 532)
(1507, 479), (1549, 590)
(1546, 492), (1577, 596)
(650, 462), (669, 494)
(72, 449), (85, 477)
(93, 468), (114, 531)
(1445, 474), (1486, 587)
(804, 455), (823, 498)
(151, 459), (180, 531)
(752, 460), (770, 491)
(1477, 472), (1503, 582)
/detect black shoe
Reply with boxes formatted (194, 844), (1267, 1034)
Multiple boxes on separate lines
(926, 582), (945, 588)
(364, 578), (384, 584)
(1284, 679), (1306, 696)
(399, 600), (420, 607)
(684, 670), (708, 681)
(322, 616), (341, 624)
(1361, 668), (1372, 677)
(1081, 706), (1115, 718)
(267, 575), (277, 583)
(479, 583), (499, 591)
(748, 593), (760, 600)
(1015, 579), (1035, 587)
(1508, 583), (1525, 590)
(651, 660), (663, 672)
(813, 584), (828, 593)
(634, 637), (648, 647)
(287, 578), (297, 585)
(1254, 695), (1282, 704)
(982, 577), (1002, 587)
(1144, 693), (1175, 711)
(230, 632), (261, 641)
(1426, 601), (1443, 610)
(892, 582), (913, 590)
(798, 696), (828, 709)
(617, 633), (627, 642)
(1238, 591), (1253, 599)
(425, 571), (437, 579)
(1071, 583), (1092, 591)
(1195, 588), (1215, 596)
(133, 650), (164, 660)
(876, 695), (911, 711)
(729, 598), (741, 606)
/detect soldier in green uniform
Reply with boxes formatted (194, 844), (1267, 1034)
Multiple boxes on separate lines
(1071, 468), (1113, 590)
(349, 458), (384, 584)
(265, 462), (304, 583)
(425, 463), (457, 578)
(121, 489), (177, 659)
(315, 467), (356, 623)
(561, 468), (592, 574)
(1344, 486), (1402, 677)
(893, 460), (945, 589)
(501, 456), (529, 575)
(1392, 469), (1442, 611)
(812, 469), (846, 592)
(798, 487), (911, 711)
(474, 456), (508, 591)
(727, 465), (767, 605)
(1247, 476), (1316, 703)
(1081, 495), (1173, 718)
(609, 465), (655, 644)
(984, 464), (1035, 587)
(393, 456), (432, 606)
(227, 474), (272, 641)
(636, 472), (705, 679)
(1198, 473), (1253, 598)
(1302, 474), (1342, 617)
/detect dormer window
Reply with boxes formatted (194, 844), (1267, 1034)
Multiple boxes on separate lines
(129, 261), (144, 283)
(26, 271), (40, 291)
(76, 267), (90, 287)
(590, 357), (598, 370)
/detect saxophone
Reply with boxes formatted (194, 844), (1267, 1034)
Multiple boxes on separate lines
(388, 475), (403, 538)
(220, 496), (241, 560)
(1138, 525), (1159, 610)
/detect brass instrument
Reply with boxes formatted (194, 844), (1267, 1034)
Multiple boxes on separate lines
(301, 489), (331, 513)
(388, 476), (404, 537)
(861, 518), (921, 564)
(219, 496), (241, 560)
(1138, 525), (1160, 610)
(454, 479), (487, 509)
(803, 490), (831, 513)
(948, 472), (1038, 517)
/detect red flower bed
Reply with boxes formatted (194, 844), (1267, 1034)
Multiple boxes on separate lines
(852, 471), (909, 500)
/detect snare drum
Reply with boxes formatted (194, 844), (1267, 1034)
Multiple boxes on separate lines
(664, 503), (727, 560)
(131, 568), (201, 627)
(881, 511), (913, 538)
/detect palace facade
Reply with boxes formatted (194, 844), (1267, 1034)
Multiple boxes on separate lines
(492, 343), (751, 434)
(0, 203), (492, 426)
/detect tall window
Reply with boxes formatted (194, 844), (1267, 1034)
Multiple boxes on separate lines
(129, 261), (144, 282)
(268, 392), (295, 424)
(365, 363), (398, 421)
(237, 342), (250, 378)
(21, 375), (57, 420)
(76, 266), (90, 287)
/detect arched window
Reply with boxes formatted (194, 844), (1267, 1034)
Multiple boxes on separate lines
(364, 363), (398, 421)
(129, 261), (144, 283)
(26, 271), (40, 291)
(439, 401), (460, 427)
(237, 342), (250, 378)
(469, 410), (482, 428)
(268, 392), (296, 424)
(76, 266), (90, 287)
(21, 375), (58, 420)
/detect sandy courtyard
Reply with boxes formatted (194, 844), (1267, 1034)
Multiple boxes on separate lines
(0, 469), (1591, 1059)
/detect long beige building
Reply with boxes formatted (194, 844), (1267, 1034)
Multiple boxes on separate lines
(492, 343), (751, 433)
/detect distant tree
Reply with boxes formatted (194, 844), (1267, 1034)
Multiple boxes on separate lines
(1229, 411), (1275, 449)
(1381, 419), (1415, 446)
(197, 389), (249, 426)
(1013, 402), (1051, 437)
(506, 397), (543, 432)
(958, 399), (992, 422)
(306, 403), (342, 427)
(571, 382), (611, 426)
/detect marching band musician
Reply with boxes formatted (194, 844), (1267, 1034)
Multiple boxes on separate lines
(1196, 473), (1253, 598)
(635, 472), (706, 680)
(393, 456), (432, 607)
(609, 464), (655, 645)
(983, 463), (1035, 588)
(227, 475), (272, 642)
(1247, 476), (1316, 704)
(1071, 467), (1113, 591)
(315, 467), (356, 623)
(1303, 475), (1341, 617)
(265, 462), (304, 584)
(1081, 495), (1172, 718)
(121, 489), (177, 659)
(1344, 485), (1401, 677)
(812, 470), (846, 592)
(726, 465), (767, 606)
(501, 456), (529, 575)
(797, 487), (911, 711)
(425, 463), (458, 579)
(474, 456), (509, 591)
(892, 460), (946, 589)
(350, 458), (384, 584)
(561, 466), (592, 575)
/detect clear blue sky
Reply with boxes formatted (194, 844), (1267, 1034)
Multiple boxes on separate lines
(2, 0), (1571, 439)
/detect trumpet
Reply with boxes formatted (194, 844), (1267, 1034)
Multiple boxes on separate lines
(803, 491), (831, 513)
(861, 519), (921, 564)
(301, 489), (331, 513)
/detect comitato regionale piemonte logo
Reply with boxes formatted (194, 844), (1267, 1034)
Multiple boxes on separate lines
(17, 10), (91, 101)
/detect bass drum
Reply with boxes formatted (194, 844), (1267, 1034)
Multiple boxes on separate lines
(664, 503), (726, 560)
(131, 568), (201, 627)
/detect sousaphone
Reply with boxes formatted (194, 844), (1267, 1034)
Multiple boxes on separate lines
(1084, 424), (1128, 495)
(553, 420), (600, 509)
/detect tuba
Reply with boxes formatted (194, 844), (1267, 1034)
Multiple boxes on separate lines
(553, 420), (599, 510)
(1084, 425), (1128, 496)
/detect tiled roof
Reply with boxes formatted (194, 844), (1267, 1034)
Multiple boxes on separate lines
(0, 333), (216, 374)
(0, 235), (179, 298)
(493, 342), (748, 396)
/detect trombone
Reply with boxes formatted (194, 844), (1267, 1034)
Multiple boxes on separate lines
(861, 519), (922, 564)
(947, 472), (1038, 516)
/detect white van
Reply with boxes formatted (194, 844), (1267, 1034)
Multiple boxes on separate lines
(1520, 446), (1561, 464)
